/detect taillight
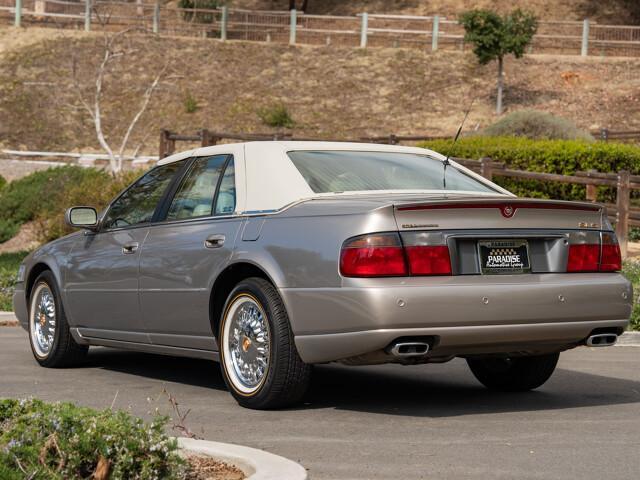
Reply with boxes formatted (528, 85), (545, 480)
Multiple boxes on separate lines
(567, 232), (622, 273)
(340, 233), (407, 277)
(567, 244), (600, 272)
(405, 246), (452, 275)
(600, 232), (622, 272)
(340, 233), (452, 277)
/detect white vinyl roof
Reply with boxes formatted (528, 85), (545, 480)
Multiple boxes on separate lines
(157, 141), (510, 213)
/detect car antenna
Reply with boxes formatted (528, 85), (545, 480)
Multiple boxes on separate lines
(442, 96), (475, 189)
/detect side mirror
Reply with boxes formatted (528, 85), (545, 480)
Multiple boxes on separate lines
(65, 207), (98, 230)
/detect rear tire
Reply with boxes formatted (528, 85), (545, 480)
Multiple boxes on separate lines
(219, 277), (311, 409)
(28, 271), (88, 368)
(466, 353), (559, 392)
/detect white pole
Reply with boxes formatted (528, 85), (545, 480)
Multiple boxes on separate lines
(360, 13), (368, 48)
(220, 6), (228, 41)
(14, 0), (22, 27)
(432, 15), (439, 51)
(289, 9), (297, 45)
(581, 19), (590, 57)
(84, 0), (91, 32)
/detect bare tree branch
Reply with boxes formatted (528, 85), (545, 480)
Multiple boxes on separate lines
(70, 28), (166, 174)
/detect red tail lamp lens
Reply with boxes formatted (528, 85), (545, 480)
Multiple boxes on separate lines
(405, 246), (452, 276)
(567, 244), (600, 272)
(600, 233), (622, 271)
(340, 234), (408, 277)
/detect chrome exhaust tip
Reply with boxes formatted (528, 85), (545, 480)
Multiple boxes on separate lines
(388, 342), (430, 357)
(586, 333), (618, 347)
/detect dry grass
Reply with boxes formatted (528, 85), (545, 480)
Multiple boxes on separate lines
(231, 0), (639, 23)
(1, 27), (640, 153)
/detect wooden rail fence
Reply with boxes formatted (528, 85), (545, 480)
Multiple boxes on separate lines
(3, 0), (640, 57)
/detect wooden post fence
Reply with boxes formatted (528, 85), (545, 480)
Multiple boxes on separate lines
(480, 157), (493, 181)
(616, 170), (631, 258)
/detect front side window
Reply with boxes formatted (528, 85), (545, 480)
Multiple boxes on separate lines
(102, 161), (184, 230)
(288, 150), (496, 194)
(166, 155), (235, 221)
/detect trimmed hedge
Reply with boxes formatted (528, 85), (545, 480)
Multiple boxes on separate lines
(420, 136), (640, 202)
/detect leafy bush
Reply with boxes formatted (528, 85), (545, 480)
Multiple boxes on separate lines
(481, 110), (594, 141)
(257, 103), (295, 128)
(0, 398), (185, 479)
(622, 261), (640, 331)
(178, 0), (219, 23)
(0, 166), (140, 244)
(0, 251), (29, 311)
(420, 136), (640, 202)
(0, 175), (6, 190)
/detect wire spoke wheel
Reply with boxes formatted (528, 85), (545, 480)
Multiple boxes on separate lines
(30, 283), (57, 358)
(223, 295), (271, 394)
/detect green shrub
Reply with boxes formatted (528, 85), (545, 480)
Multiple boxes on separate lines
(0, 175), (6, 190)
(257, 103), (295, 128)
(420, 136), (640, 202)
(481, 110), (594, 141)
(0, 251), (29, 311)
(183, 91), (199, 114)
(0, 398), (184, 479)
(622, 261), (640, 331)
(0, 166), (140, 244)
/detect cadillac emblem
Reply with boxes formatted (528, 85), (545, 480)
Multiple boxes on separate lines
(501, 205), (515, 218)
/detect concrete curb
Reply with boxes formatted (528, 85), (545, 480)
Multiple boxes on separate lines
(177, 437), (307, 480)
(616, 331), (640, 346)
(0, 311), (18, 327)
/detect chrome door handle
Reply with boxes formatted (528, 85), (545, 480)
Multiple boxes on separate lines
(122, 242), (139, 254)
(205, 234), (225, 249)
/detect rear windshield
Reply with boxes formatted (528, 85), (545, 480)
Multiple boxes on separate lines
(288, 150), (496, 194)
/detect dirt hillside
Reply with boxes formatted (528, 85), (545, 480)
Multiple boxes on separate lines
(1, 26), (639, 154)
(232, 0), (640, 24)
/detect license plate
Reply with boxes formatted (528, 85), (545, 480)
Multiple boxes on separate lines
(478, 239), (530, 274)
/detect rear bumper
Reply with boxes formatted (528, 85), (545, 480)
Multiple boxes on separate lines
(281, 273), (632, 363)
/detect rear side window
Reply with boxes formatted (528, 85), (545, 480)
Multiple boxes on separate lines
(288, 150), (496, 193)
(166, 155), (235, 220)
(102, 161), (183, 230)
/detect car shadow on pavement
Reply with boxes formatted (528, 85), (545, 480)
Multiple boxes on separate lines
(88, 348), (640, 417)
(305, 362), (640, 417)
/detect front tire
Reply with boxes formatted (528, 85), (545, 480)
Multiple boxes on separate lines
(28, 271), (88, 367)
(219, 277), (311, 409)
(466, 353), (559, 392)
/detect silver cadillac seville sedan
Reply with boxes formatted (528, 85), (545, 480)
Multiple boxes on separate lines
(13, 142), (632, 409)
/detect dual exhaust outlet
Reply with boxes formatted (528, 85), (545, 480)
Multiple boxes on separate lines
(388, 341), (430, 357)
(586, 333), (618, 347)
(387, 332), (618, 357)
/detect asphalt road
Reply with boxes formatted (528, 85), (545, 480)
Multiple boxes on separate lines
(1, 327), (639, 480)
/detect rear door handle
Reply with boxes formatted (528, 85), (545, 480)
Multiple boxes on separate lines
(122, 242), (139, 254)
(205, 234), (225, 249)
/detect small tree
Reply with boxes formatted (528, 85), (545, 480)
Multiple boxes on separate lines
(460, 9), (537, 115)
